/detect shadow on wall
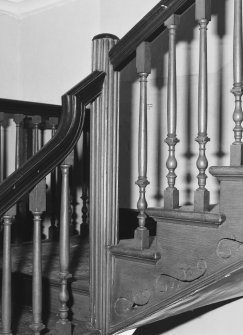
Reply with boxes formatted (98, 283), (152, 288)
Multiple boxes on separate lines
(119, 0), (228, 210)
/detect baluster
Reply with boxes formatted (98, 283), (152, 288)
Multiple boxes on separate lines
(194, 0), (211, 212)
(13, 114), (25, 242)
(134, 42), (151, 250)
(32, 116), (42, 154)
(55, 154), (72, 335)
(29, 114), (46, 335)
(230, 0), (243, 165)
(49, 117), (59, 241)
(0, 206), (16, 335)
(14, 114), (25, 170)
(164, 15), (180, 209)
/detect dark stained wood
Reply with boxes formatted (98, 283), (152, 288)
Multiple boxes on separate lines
(109, 0), (195, 70)
(0, 98), (61, 118)
(0, 71), (105, 218)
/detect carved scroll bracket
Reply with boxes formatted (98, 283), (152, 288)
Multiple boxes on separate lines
(217, 237), (243, 259)
(156, 260), (207, 294)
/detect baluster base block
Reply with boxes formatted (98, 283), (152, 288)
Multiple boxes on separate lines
(134, 228), (150, 250)
(164, 188), (179, 209)
(54, 320), (72, 335)
(230, 143), (243, 166)
(194, 189), (210, 212)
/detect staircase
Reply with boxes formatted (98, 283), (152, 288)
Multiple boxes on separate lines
(1, 0), (243, 334)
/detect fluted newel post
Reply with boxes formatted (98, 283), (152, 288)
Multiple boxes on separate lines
(55, 154), (72, 335)
(49, 117), (59, 241)
(230, 0), (243, 165)
(90, 34), (119, 333)
(29, 114), (45, 335)
(194, 0), (211, 212)
(164, 15), (180, 209)
(0, 206), (16, 335)
(134, 42), (151, 250)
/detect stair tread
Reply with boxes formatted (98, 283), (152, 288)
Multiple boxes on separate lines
(8, 235), (89, 289)
(0, 306), (99, 335)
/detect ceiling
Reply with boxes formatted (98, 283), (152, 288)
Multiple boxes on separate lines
(0, 0), (70, 18)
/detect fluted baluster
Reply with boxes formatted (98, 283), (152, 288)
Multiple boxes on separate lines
(194, 0), (211, 212)
(0, 206), (16, 335)
(230, 0), (243, 165)
(29, 115), (46, 335)
(49, 117), (59, 241)
(134, 42), (151, 250)
(164, 15), (180, 209)
(55, 154), (72, 335)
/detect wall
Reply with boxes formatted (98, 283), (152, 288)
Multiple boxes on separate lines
(0, 0), (101, 224)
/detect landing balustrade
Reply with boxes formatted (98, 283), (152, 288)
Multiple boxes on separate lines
(0, 72), (105, 335)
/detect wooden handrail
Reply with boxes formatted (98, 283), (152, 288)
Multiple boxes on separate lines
(0, 70), (106, 217)
(109, 0), (195, 71)
(0, 98), (61, 118)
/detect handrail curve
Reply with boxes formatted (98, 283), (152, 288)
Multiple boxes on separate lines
(0, 70), (106, 217)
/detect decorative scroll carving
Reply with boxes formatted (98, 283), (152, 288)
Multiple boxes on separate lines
(132, 289), (151, 306)
(114, 298), (133, 316)
(114, 290), (151, 316)
(157, 260), (207, 294)
(217, 238), (243, 259)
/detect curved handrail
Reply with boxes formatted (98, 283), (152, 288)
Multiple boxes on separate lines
(0, 70), (106, 217)
(109, 0), (195, 71)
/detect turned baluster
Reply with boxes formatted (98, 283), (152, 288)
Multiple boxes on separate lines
(0, 206), (16, 335)
(134, 42), (151, 250)
(14, 114), (25, 170)
(194, 0), (211, 212)
(230, 0), (243, 165)
(29, 115), (46, 335)
(13, 114), (25, 241)
(164, 15), (180, 209)
(55, 153), (73, 335)
(49, 117), (59, 240)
